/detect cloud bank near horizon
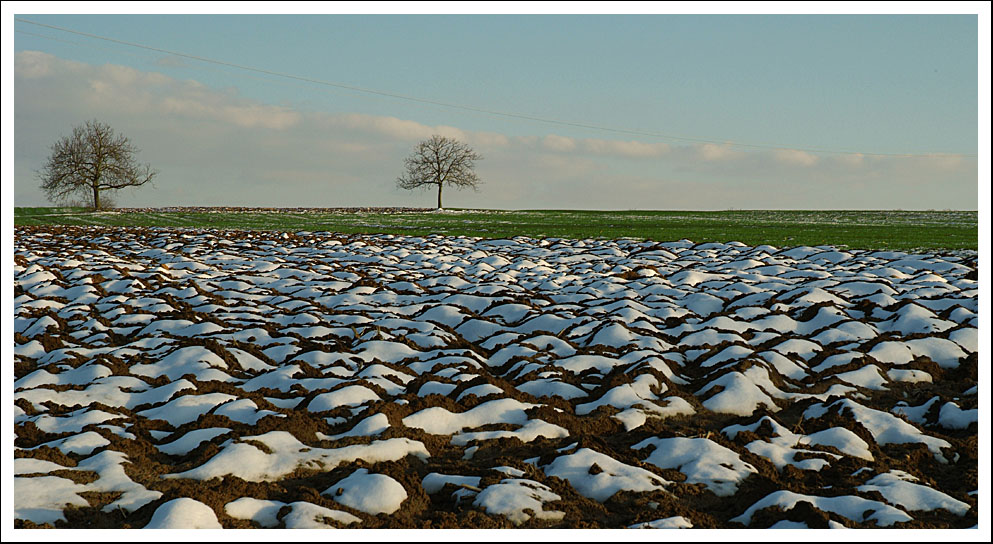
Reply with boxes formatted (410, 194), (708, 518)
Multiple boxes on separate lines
(13, 51), (978, 210)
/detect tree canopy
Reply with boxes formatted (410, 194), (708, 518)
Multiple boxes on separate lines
(38, 120), (156, 210)
(396, 135), (482, 209)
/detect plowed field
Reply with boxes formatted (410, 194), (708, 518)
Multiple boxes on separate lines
(13, 225), (978, 529)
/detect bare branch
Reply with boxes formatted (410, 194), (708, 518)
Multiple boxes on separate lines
(36, 119), (157, 210)
(396, 135), (482, 209)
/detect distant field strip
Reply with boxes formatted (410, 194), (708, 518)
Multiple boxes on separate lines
(13, 208), (978, 251)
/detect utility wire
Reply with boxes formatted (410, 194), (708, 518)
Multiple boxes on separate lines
(15, 17), (977, 159)
(15, 28), (342, 96)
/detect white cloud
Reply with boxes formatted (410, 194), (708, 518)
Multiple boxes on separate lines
(831, 152), (866, 168)
(19, 51), (301, 130)
(14, 50), (63, 78)
(12, 51), (978, 210)
(581, 138), (671, 158)
(541, 134), (576, 152)
(538, 135), (670, 158)
(771, 148), (820, 167)
(221, 104), (300, 130)
(319, 114), (505, 149)
(468, 131), (510, 149)
(331, 113), (463, 142)
(693, 143), (746, 162)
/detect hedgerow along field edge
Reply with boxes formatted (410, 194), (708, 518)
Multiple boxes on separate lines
(12, 208), (978, 251)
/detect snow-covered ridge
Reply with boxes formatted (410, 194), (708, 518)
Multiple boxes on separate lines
(13, 226), (977, 528)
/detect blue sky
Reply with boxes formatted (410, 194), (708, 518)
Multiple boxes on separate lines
(6, 4), (988, 210)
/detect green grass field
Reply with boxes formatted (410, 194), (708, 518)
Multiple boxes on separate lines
(13, 207), (978, 251)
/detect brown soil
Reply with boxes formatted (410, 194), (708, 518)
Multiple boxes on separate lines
(13, 225), (979, 530)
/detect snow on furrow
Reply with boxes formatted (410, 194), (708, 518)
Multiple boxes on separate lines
(13, 226), (977, 529)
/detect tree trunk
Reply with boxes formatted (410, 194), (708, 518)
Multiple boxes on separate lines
(92, 186), (100, 211)
(437, 182), (443, 210)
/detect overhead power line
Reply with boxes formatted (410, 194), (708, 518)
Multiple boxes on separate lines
(15, 17), (977, 159)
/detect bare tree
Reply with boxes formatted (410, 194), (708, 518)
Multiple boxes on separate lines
(396, 135), (482, 209)
(38, 120), (157, 210)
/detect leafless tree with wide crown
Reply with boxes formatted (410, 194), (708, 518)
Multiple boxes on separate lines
(396, 135), (482, 210)
(38, 119), (157, 210)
